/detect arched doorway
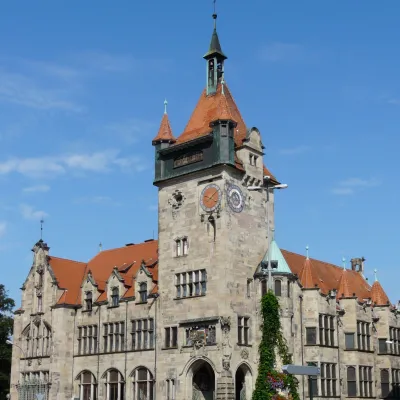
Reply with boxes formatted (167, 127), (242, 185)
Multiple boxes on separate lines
(235, 364), (252, 400)
(191, 361), (215, 400)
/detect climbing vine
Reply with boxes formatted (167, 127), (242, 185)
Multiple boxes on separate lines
(252, 290), (300, 400)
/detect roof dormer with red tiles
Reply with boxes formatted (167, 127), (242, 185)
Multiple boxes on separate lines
(152, 13), (278, 186)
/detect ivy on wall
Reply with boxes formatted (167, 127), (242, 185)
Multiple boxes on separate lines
(252, 290), (300, 400)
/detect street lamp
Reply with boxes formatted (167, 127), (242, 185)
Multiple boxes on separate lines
(248, 177), (288, 291)
(6, 339), (26, 358)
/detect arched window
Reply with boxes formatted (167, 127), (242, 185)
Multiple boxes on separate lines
(381, 369), (389, 398)
(85, 292), (93, 311)
(139, 283), (148, 303)
(105, 369), (124, 400)
(22, 321), (52, 358)
(78, 371), (97, 400)
(261, 280), (267, 297)
(132, 367), (153, 400)
(347, 366), (357, 397)
(274, 280), (282, 297)
(287, 281), (291, 298)
(111, 287), (119, 307)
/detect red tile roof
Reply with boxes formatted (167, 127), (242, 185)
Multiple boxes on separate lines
(282, 250), (372, 301)
(175, 83), (247, 146)
(336, 269), (353, 299)
(371, 280), (390, 306)
(51, 240), (158, 306)
(152, 113), (176, 144)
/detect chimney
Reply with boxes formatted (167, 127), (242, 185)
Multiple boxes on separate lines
(350, 257), (365, 273)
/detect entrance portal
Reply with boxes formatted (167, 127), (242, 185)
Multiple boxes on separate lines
(192, 362), (215, 400)
(235, 364), (252, 400)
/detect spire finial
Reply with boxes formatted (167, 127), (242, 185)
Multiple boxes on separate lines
(374, 269), (378, 282)
(99, 242), (102, 252)
(271, 228), (275, 241)
(342, 257), (346, 270)
(164, 99), (168, 114)
(221, 78), (225, 95)
(40, 219), (44, 240)
(306, 245), (309, 259)
(213, 0), (217, 28)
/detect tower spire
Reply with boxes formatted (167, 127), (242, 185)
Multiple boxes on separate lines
(203, 10), (227, 95)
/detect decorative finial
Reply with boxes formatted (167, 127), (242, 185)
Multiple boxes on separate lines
(374, 269), (378, 282)
(40, 219), (44, 240)
(306, 245), (309, 259)
(271, 228), (275, 241)
(99, 242), (102, 252)
(342, 257), (346, 270)
(164, 99), (168, 114)
(212, 0), (217, 29)
(221, 78), (225, 95)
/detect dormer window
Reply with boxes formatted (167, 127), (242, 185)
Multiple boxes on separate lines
(175, 237), (188, 257)
(85, 292), (93, 311)
(111, 287), (119, 307)
(139, 282), (148, 303)
(249, 154), (258, 166)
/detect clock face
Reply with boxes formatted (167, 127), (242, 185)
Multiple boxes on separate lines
(227, 184), (244, 213)
(200, 184), (222, 213)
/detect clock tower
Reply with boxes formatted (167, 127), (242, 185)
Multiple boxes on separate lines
(152, 13), (279, 400)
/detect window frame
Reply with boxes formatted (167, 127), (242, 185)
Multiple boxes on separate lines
(237, 316), (250, 346)
(131, 318), (154, 351)
(132, 367), (154, 400)
(347, 366), (357, 397)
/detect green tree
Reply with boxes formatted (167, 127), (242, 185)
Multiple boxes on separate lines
(252, 290), (299, 400)
(0, 284), (15, 398)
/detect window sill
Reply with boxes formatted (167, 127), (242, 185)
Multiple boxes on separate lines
(181, 344), (217, 348)
(82, 310), (93, 314)
(174, 294), (206, 300)
(237, 343), (252, 347)
(21, 355), (51, 360)
(162, 347), (179, 350)
(304, 344), (338, 348)
(107, 305), (120, 309)
(135, 301), (148, 305)
(75, 348), (155, 357)
(174, 254), (188, 258)
(344, 349), (374, 353)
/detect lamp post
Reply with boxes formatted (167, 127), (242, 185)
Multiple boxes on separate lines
(248, 176), (288, 291)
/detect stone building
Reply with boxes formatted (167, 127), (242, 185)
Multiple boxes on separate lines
(9, 13), (400, 400)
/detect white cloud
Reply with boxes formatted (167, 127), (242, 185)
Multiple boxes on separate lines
(0, 69), (81, 111)
(23, 185), (50, 193)
(331, 177), (380, 195)
(20, 204), (48, 220)
(279, 145), (310, 155)
(0, 222), (6, 237)
(260, 42), (304, 63)
(0, 150), (146, 178)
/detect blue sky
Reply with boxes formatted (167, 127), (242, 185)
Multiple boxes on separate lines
(0, 0), (399, 304)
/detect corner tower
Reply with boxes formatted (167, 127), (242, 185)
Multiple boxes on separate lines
(153, 13), (279, 400)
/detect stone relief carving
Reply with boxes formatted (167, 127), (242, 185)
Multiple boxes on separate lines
(240, 348), (249, 360)
(168, 190), (186, 210)
(189, 330), (208, 358)
(220, 316), (232, 370)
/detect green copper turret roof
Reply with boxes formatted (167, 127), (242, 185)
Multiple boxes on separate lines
(260, 239), (292, 275)
(203, 14), (227, 60)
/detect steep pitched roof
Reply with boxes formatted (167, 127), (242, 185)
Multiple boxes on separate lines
(152, 112), (176, 144)
(175, 82), (247, 145)
(336, 269), (354, 299)
(259, 239), (292, 274)
(282, 250), (372, 301)
(371, 280), (390, 306)
(48, 257), (87, 305)
(50, 240), (158, 306)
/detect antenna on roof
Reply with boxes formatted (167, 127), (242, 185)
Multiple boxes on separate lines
(40, 219), (44, 240)
(99, 242), (102, 252)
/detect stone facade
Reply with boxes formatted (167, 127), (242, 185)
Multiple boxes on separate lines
(8, 14), (400, 400)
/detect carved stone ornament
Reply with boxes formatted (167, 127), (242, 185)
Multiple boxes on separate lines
(189, 330), (208, 358)
(37, 358), (42, 366)
(222, 358), (230, 370)
(220, 316), (231, 332)
(168, 190), (186, 210)
(240, 348), (249, 360)
(27, 359), (32, 366)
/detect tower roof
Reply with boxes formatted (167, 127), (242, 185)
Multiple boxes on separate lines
(152, 101), (176, 144)
(203, 14), (227, 60)
(371, 273), (390, 306)
(298, 256), (319, 290)
(259, 238), (292, 275)
(336, 269), (353, 299)
(175, 82), (246, 145)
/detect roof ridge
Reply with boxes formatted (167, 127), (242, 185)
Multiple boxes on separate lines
(48, 255), (86, 265)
